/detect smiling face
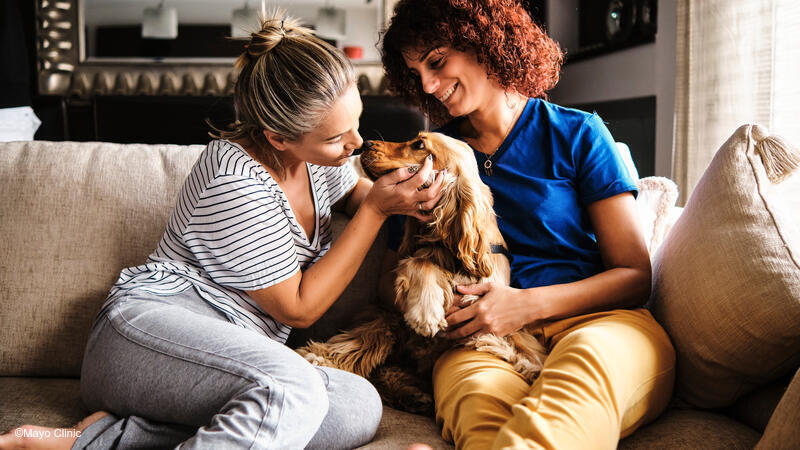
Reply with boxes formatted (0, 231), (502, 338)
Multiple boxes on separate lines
(278, 84), (364, 167)
(359, 132), (476, 182)
(402, 46), (495, 118)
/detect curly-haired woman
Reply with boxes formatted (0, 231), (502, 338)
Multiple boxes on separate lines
(380, 0), (676, 448)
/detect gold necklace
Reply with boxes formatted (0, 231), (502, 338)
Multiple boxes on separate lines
(481, 99), (525, 176)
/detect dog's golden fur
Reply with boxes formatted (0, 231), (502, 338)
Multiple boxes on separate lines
(296, 132), (547, 414)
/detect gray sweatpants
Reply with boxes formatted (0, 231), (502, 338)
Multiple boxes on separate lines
(74, 288), (382, 449)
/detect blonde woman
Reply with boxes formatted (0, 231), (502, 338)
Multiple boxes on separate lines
(0, 14), (443, 450)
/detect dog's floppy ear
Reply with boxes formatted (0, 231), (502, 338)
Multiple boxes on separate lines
(397, 216), (421, 257)
(434, 165), (495, 278)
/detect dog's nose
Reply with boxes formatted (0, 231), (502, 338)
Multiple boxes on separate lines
(353, 140), (375, 156)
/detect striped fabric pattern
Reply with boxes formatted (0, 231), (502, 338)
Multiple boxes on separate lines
(102, 140), (359, 342)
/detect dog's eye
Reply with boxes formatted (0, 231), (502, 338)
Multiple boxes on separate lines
(412, 139), (425, 150)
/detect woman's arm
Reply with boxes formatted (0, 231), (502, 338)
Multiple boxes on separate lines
(445, 192), (651, 338)
(332, 177), (373, 217)
(248, 202), (386, 328)
(247, 161), (445, 328)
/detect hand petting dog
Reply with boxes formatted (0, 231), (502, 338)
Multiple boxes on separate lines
(364, 154), (446, 222)
(296, 132), (548, 415)
(445, 282), (546, 339)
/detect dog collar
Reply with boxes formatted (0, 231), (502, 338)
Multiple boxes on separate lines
(490, 244), (509, 258)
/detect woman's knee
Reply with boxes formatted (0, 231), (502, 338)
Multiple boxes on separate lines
(327, 368), (382, 429)
(279, 359), (330, 419)
(433, 349), (529, 407)
(308, 368), (382, 449)
(348, 370), (383, 422)
(550, 309), (675, 375)
(79, 315), (127, 413)
(345, 371), (383, 438)
(541, 309), (676, 430)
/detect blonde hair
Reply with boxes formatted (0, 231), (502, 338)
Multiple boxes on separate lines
(212, 13), (355, 177)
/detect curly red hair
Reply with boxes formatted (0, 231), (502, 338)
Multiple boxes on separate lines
(382, 0), (564, 125)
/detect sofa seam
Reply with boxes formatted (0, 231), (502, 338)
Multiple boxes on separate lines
(746, 124), (800, 273)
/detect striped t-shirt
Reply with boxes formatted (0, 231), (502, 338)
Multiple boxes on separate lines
(103, 139), (359, 342)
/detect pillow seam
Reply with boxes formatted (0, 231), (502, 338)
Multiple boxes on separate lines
(745, 124), (800, 273)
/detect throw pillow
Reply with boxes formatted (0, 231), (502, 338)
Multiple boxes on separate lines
(650, 124), (800, 408)
(636, 176), (679, 255)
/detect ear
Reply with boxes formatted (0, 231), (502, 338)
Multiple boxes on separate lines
(397, 214), (421, 257)
(435, 173), (495, 278)
(263, 130), (290, 152)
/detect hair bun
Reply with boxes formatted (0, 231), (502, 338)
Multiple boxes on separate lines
(244, 14), (314, 59)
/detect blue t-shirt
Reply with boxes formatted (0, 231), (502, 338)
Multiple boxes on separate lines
(389, 98), (638, 289)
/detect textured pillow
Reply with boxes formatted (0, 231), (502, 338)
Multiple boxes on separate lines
(650, 124), (800, 408)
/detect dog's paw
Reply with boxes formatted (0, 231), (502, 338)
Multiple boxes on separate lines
(302, 352), (327, 366)
(438, 317), (448, 332)
(407, 314), (447, 338)
(460, 294), (480, 305)
(404, 300), (448, 338)
(296, 345), (333, 367)
(404, 282), (450, 338)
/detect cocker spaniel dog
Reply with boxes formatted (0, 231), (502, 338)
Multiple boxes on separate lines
(296, 132), (547, 414)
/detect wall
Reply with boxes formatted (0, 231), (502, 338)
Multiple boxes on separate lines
(9, 0), (392, 141)
(547, 0), (678, 179)
(83, 1), (384, 62)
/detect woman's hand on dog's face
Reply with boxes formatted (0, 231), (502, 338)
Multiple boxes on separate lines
(444, 283), (541, 339)
(363, 154), (445, 221)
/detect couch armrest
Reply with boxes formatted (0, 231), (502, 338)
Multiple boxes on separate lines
(756, 367), (800, 450)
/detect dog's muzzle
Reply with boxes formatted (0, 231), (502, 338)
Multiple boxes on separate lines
(354, 140), (375, 156)
(358, 142), (382, 180)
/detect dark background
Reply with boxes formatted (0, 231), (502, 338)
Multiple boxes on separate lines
(1, 0), (654, 176)
(0, 0), (428, 144)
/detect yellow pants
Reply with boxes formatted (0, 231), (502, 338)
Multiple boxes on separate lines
(433, 308), (675, 450)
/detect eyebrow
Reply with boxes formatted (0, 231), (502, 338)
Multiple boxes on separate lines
(417, 46), (440, 62)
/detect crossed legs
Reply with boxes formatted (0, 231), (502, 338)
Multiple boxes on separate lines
(433, 308), (675, 450)
(1, 289), (382, 450)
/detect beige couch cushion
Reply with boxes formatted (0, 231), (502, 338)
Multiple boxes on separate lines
(0, 376), (451, 449)
(0, 378), (87, 431)
(650, 124), (800, 408)
(619, 408), (760, 449)
(0, 375), (764, 449)
(0, 376), (764, 449)
(0, 141), (203, 377)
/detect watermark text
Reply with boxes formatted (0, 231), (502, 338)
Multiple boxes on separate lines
(14, 427), (81, 439)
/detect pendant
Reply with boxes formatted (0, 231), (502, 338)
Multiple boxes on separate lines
(484, 159), (493, 176)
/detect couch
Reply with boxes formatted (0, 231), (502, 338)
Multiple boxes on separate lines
(1, 130), (797, 448)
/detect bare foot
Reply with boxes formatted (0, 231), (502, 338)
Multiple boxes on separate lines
(0, 411), (109, 450)
(407, 444), (434, 450)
